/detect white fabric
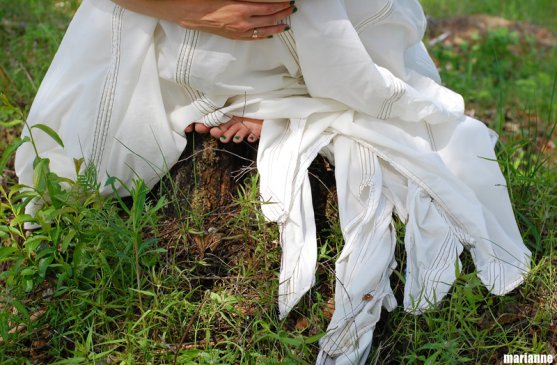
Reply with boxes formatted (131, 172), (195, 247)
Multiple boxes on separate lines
(15, 0), (531, 363)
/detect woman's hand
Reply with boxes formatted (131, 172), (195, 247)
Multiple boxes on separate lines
(112, 0), (296, 39)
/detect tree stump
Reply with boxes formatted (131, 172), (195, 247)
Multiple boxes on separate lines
(158, 132), (337, 242)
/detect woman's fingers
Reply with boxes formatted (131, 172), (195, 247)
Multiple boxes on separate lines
(113, 0), (296, 40)
(241, 23), (290, 40)
(248, 1), (296, 19)
(193, 1), (296, 40)
(242, 4), (295, 39)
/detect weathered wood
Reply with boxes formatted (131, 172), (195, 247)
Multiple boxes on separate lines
(158, 132), (336, 233)
(168, 133), (257, 214)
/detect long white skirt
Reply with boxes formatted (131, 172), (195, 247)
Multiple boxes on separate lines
(15, 0), (531, 363)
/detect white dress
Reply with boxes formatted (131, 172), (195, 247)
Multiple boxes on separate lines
(15, 0), (531, 363)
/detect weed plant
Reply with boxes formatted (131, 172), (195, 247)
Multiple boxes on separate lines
(0, 0), (556, 364)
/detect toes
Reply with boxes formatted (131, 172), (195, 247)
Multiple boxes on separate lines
(203, 116), (263, 143)
(210, 128), (222, 139)
(232, 124), (252, 143)
(210, 116), (237, 139)
(194, 123), (211, 134)
(241, 118), (263, 143)
(220, 123), (243, 143)
(247, 133), (260, 143)
(185, 123), (212, 134)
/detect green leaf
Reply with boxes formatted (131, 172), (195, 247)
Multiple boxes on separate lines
(33, 157), (51, 192)
(106, 176), (131, 215)
(21, 267), (37, 276)
(61, 229), (76, 253)
(73, 158), (84, 176)
(90, 349), (117, 360)
(24, 235), (50, 255)
(0, 119), (24, 128)
(31, 123), (64, 147)
(38, 256), (54, 279)
(50, 358), (87, 365)
(152, 196), (166, 213)
(24, 279), (34, 292)
(129, 288), (156, 297)
(0, 225), (14, 238)
(131, 179), (148, 229)
(0, 136), (29, 171)
(46, 172), (66, 208)
(73, 240), (83, 270)
(0, 247), (18, 262)
(10, 214), (35, 227)
(11, 299), (29, 322)
(304, 333), (325, 344)
(35, 210), (52, 232)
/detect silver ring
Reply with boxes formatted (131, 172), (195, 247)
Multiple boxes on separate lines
(252, 29), (259, 39)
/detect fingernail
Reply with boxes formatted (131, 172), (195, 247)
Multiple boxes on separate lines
(284, 25), (291, 31)
(234, 136), (241, 141)
(292, 7), (298, 13)
(290, 1), (295, 5)
(248, 136), (255, 141)
(220, 135), (227, 141)
(267, 35), (274, 39)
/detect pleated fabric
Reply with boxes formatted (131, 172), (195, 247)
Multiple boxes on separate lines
(15, 0), (531, 363)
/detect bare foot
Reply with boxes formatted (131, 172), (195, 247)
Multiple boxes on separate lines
(184, 123), (211, 133)
(184, 117), (263, 143)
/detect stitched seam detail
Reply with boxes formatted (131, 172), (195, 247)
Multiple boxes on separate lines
(277, 18), (300, 69)
(176, 31), (220, 117)
(355, 0), (394, 34)
(377, 77), (406, 120)
(90, 5), (124, 168)
(176, 30), (194, 100)
(425, 122), (438, 151)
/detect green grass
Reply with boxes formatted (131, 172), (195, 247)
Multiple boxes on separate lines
(1, 0), (556, 364)
(421, 0), (557, 32)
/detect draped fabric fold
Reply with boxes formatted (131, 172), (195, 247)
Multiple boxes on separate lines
(15, 0), (531, 363)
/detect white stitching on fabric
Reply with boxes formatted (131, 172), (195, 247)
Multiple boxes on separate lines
(175, 30), (219, 117)
(354, 0), (394, 34)
(425, 122), (438, 151)
(277, 18), (300, 69)
(377, 76), (405, 120)
(91, 5), (125, 168)
(385, 79), (406, 119)
(353, 138), (470, 238)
